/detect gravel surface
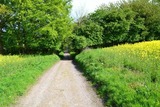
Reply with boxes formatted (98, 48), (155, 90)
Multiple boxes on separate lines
(14, 59), (104, 107)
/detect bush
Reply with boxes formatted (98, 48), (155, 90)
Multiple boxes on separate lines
(58, 52), (64, 59)
(69, 51), (76, 59)
(71, 36), (87, 53)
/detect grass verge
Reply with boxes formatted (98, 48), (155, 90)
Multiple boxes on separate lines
(75, 41), (160, 107)
(0, 55), (59, 107)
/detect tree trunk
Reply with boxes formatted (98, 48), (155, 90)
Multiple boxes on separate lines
(0, 40), (3, 54)
(0, 24), (3, 54)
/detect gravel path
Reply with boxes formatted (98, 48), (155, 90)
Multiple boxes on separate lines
(14, 59), (104, 107)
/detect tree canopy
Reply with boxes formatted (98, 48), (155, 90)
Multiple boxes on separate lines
(1, 0), (160, 54)
(0, 0), (72, 54)
(71, 0), (160, 52)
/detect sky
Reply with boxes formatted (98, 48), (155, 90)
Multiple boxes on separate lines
(70, 0), (120, 20)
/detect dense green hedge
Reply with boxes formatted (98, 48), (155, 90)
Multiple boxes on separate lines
(0, 55), (59, 107)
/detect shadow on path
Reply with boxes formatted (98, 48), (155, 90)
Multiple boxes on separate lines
(62, 53), (72, 60)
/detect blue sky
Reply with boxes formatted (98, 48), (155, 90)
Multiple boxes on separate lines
(70, 0), (120, 20)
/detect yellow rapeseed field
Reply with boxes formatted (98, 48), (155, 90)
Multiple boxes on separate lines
(102, 40), (160, 74)
(103, 40), (160, 64)
(119, 40), (160, 59)
(105, 40), (160, 59)
(0, 55), (24, 66)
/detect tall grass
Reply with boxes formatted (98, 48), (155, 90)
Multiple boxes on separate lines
(0, 55), (59, 107)
(76, 41), (160, 107)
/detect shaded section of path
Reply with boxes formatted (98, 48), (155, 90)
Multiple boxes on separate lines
(14, 54), (104, 107)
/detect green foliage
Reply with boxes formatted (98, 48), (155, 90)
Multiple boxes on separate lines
(0, 55), (59, 107)
(0, 0), (72, 54)
(0, 4), (12, 54)
(102, 7), (135, 43)
(58, 51), (64, 59)
(0, 4), (10, 15)
(75, 41), (160, 107)
(73, 0), (160, 48)
(121, 0), (160, 41)
(70, 36), (87, 53)
(74, 18), (103, 47)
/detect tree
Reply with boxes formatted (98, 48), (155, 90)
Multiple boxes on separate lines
(121, 0), (160, 41)
(0, 4), (11, 54)
(73, 0), (160, 48)
(70, 36), (87, 53)
(1, 0), (72, 54)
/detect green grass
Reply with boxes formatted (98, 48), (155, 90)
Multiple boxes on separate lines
(0, 55), (59, 107)
(75, 41), (160, 107)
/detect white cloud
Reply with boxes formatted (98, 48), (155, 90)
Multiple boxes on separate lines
(70, 0), (120, 20)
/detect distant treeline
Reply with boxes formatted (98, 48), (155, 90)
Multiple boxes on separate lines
(71, 0), (160, 52)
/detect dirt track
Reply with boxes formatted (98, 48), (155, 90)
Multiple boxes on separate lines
(14, 59), (104, 107)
